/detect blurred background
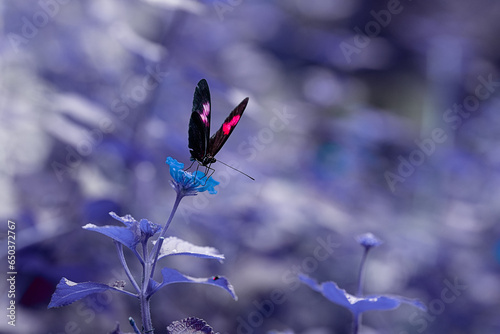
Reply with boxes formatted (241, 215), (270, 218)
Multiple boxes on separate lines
(1, 0), (500, 333)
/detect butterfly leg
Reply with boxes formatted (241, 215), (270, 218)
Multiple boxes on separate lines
(205, 164), (216, 179)
(184, 160), (196, 171)
(194, 163), (202, 177)
(196, 164), (215, 186)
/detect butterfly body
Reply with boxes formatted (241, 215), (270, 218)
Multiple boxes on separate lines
(188, 79), (249, 167)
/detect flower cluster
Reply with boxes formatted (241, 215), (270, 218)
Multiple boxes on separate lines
(166, 157), (219, 196)
(356, 232), (383, 250)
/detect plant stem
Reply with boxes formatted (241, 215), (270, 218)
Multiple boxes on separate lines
(356, 248), (370, 297)
(353, 246), (371, 333)
(149, 192), (183, 277)
(141, 239), (154, 333)
(149, 237), (164, 285)
(352, 313), (360, 334)
(139, 192), (184, 333)
(115, 242), (141, 294)
(140, 292), (153, 333)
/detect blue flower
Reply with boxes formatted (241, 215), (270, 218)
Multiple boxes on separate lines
(166, 157), (219, 196)
(356, 232), (383, 250)
(300, 274), (426, 317)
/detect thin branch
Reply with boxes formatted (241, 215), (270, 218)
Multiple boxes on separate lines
(115, 241), (141, 294)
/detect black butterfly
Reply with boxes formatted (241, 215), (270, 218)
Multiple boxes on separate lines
(188, 79), (249, 169)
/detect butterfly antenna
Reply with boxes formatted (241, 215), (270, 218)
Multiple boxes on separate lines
(217, 160), (255, 180)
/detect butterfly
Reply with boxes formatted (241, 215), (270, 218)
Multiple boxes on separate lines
(188, 79), (249, 170)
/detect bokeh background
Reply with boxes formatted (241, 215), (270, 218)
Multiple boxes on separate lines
(1, 0), (500, 333)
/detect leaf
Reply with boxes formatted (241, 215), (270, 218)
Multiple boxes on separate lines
(48, 278), (133, 308)
(109, 212), (137, 227)
(153, 268), (237, 300)
(300, 274), (426, 315)
(83, 223), (139, 250)
(154, 237), (225, 262)
(166, 317), (218, 334)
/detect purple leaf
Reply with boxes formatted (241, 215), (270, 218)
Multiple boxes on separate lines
(83, 213), (161, 250)
(153, 267), (237, 300)
(300, 275), (426, 315)
(166, 317), (218, 334)
(109, 212), (137, 227)
(154, 237), (225, 262)
(48, 278), (134, 308)
(83, 223), (139, 250)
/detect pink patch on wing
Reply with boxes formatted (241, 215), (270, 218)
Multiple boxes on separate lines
(200, 102), (210, 125)
(222, 115), (241, 135)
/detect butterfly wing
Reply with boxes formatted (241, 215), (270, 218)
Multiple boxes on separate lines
(208, 97), (249, 158)
(188, 79), (211, 162)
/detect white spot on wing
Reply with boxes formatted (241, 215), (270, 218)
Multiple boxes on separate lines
(200, 102), (210, 125)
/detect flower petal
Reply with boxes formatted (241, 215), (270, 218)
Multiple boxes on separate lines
(193, 171), (219, 194)
(166, 156), (184, 171)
